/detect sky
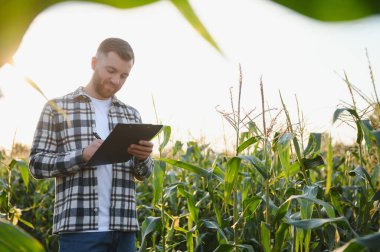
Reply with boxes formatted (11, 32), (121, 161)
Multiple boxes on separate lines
(0, 0), (380, 153)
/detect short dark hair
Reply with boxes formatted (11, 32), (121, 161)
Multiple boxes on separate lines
(97, 37), (135, 63)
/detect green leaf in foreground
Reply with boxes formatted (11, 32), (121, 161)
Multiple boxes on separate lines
(271, 0), (380, 22)
(170, 0), (222, 54)
(0, 219), (45, 252)
(1, 0), (221, 68)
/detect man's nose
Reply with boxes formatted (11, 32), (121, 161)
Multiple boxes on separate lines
(110, 75), (121, 85)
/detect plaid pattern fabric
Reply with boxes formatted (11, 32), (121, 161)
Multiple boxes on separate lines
(29, 87), (153, 234)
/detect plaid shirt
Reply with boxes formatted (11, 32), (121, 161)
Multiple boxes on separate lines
(29, 87), (153, 234)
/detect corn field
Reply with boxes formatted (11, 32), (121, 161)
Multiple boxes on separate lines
(1, 61), (380, 251)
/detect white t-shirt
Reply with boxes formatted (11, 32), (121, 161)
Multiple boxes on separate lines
(90, 96), (112, 231)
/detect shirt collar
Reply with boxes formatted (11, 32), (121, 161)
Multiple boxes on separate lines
(72, 86), (124, 106)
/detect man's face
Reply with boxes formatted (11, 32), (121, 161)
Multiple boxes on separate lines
(91, 51), (133, 99)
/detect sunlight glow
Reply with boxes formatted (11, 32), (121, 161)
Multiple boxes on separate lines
(1, 0), (380, 153)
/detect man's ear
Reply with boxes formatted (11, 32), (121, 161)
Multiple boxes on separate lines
(91, 56), (97, 70)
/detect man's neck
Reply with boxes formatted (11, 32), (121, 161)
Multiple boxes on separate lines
(84, 84), (101, 100)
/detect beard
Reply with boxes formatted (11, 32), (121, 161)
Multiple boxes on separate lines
(91, 71), (120, 99)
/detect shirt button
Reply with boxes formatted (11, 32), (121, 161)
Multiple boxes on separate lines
(93, 208), (98, 213)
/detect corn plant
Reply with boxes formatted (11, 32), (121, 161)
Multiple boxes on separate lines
(137, 55), (380, 251)
(0, 144), (51, 251)
(2, 52), (380, 252)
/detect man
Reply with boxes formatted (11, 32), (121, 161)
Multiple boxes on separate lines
(29, 37), (154, 251)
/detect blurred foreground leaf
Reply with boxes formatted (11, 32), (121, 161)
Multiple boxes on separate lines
(2, 0), (380, 67)
(0, 0), (218, 67)
(272, 0), (380, 21)
(0, 219), (45, 252)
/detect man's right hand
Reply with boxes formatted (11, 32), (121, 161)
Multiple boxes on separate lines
(82, 139), (103, 162)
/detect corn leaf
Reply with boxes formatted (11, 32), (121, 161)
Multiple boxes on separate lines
(2, 0), (380, 68)
(139, 216), (162, 252)
(158, 125), (171, 152)
(242, 197), (262, 218)
(371, 130), (380, 148)
(17, 218), (35, 229)
(333, 108), (363, 144)
(296, 214), (358, 239)
(201, 220), (228, 243)
(273, 199), (292, 226)
(177, 184), (198, 223)
(370, 190), (380, 201)
(274, 192), (336, 227)
(186, 231), (194, 252)
(277, 132), (294, 180)
(214, 244), (255, 252)
(271, 0), (380, 22)
(160, 158), (221, 181)
(348, 166), (376, 192)
(329, 188), (344, 216)
(360, 119), (374, 151)
(260, 221), (271, 252)
(279, 91), (308, 184)
(276, 162), (300, 179)
(301, 155), (325, 169)
(0, 219), (45, 252)
(237, 137), (259, 155)
(170, 0), (222, 54)
(334, 232), (380, 252)
(16, 160), (29, 191)
(0, 0), (221, 67)
(303, 133), (322, 157)
(208, 179), (223, 227)
(240, 155), (268, 179)
(285, 216), (350, 231)
(152, 160), (165, 206)
(274, 223), (289, 252)
(325, 136), (333, 196)
(213, 244), (234, 252)
(224, 157), (241, 203)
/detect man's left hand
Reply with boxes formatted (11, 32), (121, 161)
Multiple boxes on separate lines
(128, 140), (154, 161)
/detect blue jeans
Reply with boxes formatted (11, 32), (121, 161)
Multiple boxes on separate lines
(58, 231), (136, 252)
